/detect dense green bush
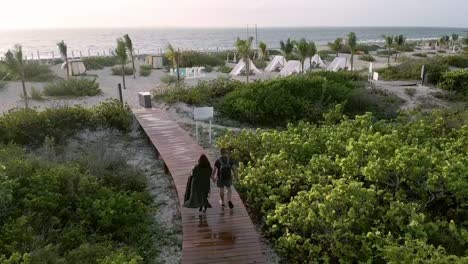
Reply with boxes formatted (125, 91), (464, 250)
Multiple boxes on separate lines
(139, 64), (152, 77)
(0, 62), (57, 82)
(217, 109), (468, 262)
(358, 54), (375, 62)
(376, 49), (397, 56)
(0, 144), (154, 263)
(318, 50), (335, 60)
(378, 57), (449, 84)
(167, 51), (226, 68)
(413, 52), (428, 57)
(158, 78), (241, 105)
(83, 56), (118, 70)
(218, 65), (233, 73)
(111, 66), (134, 76)
(254, 60), (267, 69)
(442, 55), (468, 68)
(218, 72), (395, 126)
(160, 74), (179, 85)
(43, 78), (102, 97)
(438, 50), (447, 53)
(438, 69), (468, 97)
(0, 100), (131, 145)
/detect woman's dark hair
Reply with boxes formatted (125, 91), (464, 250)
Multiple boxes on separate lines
(198, 154), (211, 169)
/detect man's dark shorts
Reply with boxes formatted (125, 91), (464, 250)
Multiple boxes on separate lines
(217, 177), (232, 188)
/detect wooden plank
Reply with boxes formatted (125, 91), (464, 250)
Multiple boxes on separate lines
(133, 108), (266, 264)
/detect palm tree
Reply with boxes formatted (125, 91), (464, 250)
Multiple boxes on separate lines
(258, 41), (269, 62)
(115, 38), (128, 90)
(4, 44), (28, 108)
(307, 41), (317, 69)
(57, 40), (68, 78)
(328, 38), (343, 57)
(280, 38), (294, 60)
(235, 37), (254, 83)
(123, 34), (136, 79)
(348, 32), (357, 71)
(382, 35), (394, 66)
(393, 35), (406, 62)
(166, 44), (182, 86)
(294, 38), (309, 73)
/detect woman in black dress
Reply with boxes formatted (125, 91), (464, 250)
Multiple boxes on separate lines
(184, 154), (213, 213)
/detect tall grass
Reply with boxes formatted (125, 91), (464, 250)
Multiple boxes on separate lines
(43, 78), (102, 97)
(140, 64), (152, 76)
(111, 66), (134, 76)
(0, 62), (57, 82)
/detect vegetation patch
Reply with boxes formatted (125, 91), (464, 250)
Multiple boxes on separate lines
(111, 66), (134, 76)
(167, 51), (226, 68)
(43, 78), (102, 97)
(0, 62), (57, 82)
(438, 69), (468, 98)
(358, 54), (375, 62)
(377, 57), (449, 84)
(442, 55), (468, 68)
(217, 109), (468, 263)
(139, 64), (152, 77)
(413, 52), (428, 57)
(404, 87), (417, 97)
(218, 65), (233, 73)
(82, 56), (118, 70)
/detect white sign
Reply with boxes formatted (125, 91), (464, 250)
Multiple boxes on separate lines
(373, 72), (379, 81)
(194, 107), (214, 121)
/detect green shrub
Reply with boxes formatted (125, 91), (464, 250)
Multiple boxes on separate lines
(43, 78), (102, 97)
(160, 74), (179, 84)
(399, 43), (416, 52)
(0, 62), (57, 82)
(204, 65), (213, 73)
(377, 49), (397, 56)
(438, 69), (468, 96)
(254, 60), (267, 69)
(217, 110), (468, 262)
(0, 100), (131, 145)
(442, 55), (468, 68)
(169, 51), (225, 67)
(318, 50), (336, 60)
(438, 50), (447, 53)
(219, 72), (371, 126)
(413, 52), (428, 57)
(111, 66), (134, 76)
(158, 77), (240, 105)
(378, 57), (449, 84)
(29, 87), (45, 101)
(139, 64), (152, 77)
(354, 44), (381, 54)
(82, 56), (118, 70)
(218, 65), (233, 73)
(358, 54), (375, 62)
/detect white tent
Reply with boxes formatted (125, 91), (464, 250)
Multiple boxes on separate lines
(310, 55), (326, 68)
(279, 60), (304, 76)
(326, 57), (347, 72)
(265, 55), (287, 72)
(61, 59), (86, 76)
(229, 59), (262, 76)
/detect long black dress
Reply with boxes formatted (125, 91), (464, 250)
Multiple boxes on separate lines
(184, 165), (212, 208)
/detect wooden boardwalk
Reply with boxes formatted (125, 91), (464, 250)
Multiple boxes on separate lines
(133, 108), (267, 264)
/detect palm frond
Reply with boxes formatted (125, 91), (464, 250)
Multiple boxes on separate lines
(115, 38), (128, 64)
(57, 41), (67, 60)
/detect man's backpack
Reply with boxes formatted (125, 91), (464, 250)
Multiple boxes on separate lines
(219, 158), (232, 180)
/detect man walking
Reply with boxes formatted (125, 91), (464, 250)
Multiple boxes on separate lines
(211, 148), (237, 209)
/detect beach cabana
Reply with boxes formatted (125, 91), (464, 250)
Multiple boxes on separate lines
(265, 55), (287, 72)
(145, 55), (164, 69)
(279, 60), (303, 76)
(326, 57), (347, 72)
(310, 55), (326, 68)
(229, 59), (262, 76)
(61, 59), (86, 76)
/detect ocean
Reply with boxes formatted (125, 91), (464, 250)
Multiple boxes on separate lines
(0, 27), (466, 59)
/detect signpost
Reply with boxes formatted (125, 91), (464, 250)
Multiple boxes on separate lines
(421, 65), (426, 85)
(194, 107), (214, 144)
(368, 62), (373, 80)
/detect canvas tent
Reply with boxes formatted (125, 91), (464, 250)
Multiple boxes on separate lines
(229, 59), (262, 76)
(61, 59), (86, 76)
(279, 60), (305, 76)
(326, 57), (347, 72)
(310, 55), (326, 68)
(265, 55), (287, 72)
(145, 55), (163, 69)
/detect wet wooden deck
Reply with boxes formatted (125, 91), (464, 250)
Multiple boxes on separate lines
(133, 108), (267, 264)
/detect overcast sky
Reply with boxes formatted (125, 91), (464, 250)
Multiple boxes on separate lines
(1, 0), (467, 29)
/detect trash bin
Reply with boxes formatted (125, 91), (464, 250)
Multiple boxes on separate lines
(138, 92), (152, 108)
